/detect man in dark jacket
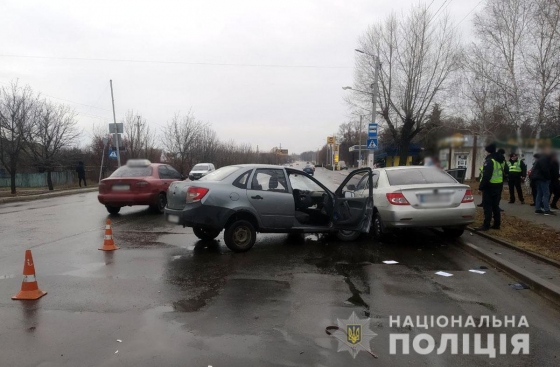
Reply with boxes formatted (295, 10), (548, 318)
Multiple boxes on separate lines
(530, 153), (554, 215)
(76, 161), (87, 187)
(507, 153), (527, 204)
(529, 154), (540, 206)
(475, 144), (503, 231)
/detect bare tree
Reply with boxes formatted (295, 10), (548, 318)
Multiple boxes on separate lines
(161, 111), (205, 175)
(122, 110), (157, 159)
(524, 0), (560, 151)
(472, 0), (532, 153)
(353, 5), (460, 165)
(25, 102), (80, 190)
(0, 82), (40, 194)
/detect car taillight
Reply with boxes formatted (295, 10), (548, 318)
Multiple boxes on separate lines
(462, 189), (474, 203)
(386, 192), (410, 205)
(135, 181), (150, 189)
(186, 187), (209, 203)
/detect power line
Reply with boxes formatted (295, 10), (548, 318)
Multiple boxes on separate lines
(0, 54), (352, 70)
(432, 0), (453, 21)
(454, 0), (484, 29)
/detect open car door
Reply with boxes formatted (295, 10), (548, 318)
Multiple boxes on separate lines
(331, 168), (373, 233)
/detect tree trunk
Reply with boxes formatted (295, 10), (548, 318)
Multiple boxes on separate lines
(10, 170), (16, 195)
(398, 141), (411, 166)
(47, 170), (54, 191)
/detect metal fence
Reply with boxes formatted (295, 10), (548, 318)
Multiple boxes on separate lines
(0, 171), (75, 188)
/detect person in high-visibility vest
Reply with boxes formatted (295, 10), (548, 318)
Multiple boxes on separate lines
(507, 153), (527, 204)
(475, 143), (503, 231)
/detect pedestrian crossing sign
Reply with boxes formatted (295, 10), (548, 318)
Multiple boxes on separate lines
(109, 149), (118, 160)
(367, 138), (378, 150)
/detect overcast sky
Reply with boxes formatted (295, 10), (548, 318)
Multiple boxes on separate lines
(1, 0), (478, 154)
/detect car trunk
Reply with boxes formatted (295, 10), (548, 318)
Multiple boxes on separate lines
(395, 184), (469, 209)
(100, 178), (152, 194)
(167, 182), (192, 210)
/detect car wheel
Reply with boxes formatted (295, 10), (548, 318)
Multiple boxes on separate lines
(106, 205), (121, 215)
(336, 229), (361, 242)
(442, 228), (465, 238)
(193, 227), (221, 241)
(372, 212), (386, 241)
(150, 193), (167, 214)
(224, 220), (256, 253)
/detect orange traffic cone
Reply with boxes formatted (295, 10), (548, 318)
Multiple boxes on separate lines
(12, 250), (47, 300)
(99, 219), (119, 251)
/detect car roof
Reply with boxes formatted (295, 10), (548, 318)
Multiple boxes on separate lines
(375, 166), (437, 171)
(234, 164), (289, 169)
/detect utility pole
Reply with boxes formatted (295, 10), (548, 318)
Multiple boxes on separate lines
(358, 115), (363, 167)
(370, 58), (380, 168)
(110, 80), (121, 167)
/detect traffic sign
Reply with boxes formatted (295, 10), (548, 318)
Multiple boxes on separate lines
(109, 123), (123, 134)
(108, 149), (118, 160)
(327, 136), (335, 144)
(368, 123), (378, 138)
(367, 138), (378, 150)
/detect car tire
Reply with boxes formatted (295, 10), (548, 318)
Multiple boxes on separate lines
(224, 220), (256, 253)
(442, 228), (465, 238)
(106, 205), (121, 215)
(372, 212), (386, 241)
(150, 193), (167, 214)
(336, 230), (361, 242)
(193, 227), (221, 241)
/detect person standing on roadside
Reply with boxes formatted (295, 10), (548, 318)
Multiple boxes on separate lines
(507, 153), (527, 204)
(550, 154), (560, 210)
(529, 152), (555, 215)
(475, 144), (503, 231)
(497, 148), (506, 212)
(76, 161), (87, 187)
(529, 154), (540, 206)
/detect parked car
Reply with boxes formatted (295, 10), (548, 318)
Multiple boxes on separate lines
(303, 164), (314, 176)
(349, 166), (475, 239)
(98, 159), (183, 214)
(189, 163), (215, 180)
(165, 164), (374, 252)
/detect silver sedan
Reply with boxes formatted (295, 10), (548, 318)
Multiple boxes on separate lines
(347, 166), (476, 239)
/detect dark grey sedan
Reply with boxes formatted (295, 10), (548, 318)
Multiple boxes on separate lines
(165, 164), (374, 252)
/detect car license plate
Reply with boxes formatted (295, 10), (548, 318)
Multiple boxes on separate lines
(167, 214), (180, 224)
(112, 185), (130, 191)
(419, 194), (450, 203)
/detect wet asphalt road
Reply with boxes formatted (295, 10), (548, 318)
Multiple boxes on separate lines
(0, 167), (560, 366)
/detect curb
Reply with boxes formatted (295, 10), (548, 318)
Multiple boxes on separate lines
(468, 227), (560, 269)
(456, 240), (560, 306)
(0, 187), (98, 204)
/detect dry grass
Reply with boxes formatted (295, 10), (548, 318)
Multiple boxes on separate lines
(472, 208), (560, 262)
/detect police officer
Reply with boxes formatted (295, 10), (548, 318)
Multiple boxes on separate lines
(507, 153), (526, 204)
(475, 144), (503, 231)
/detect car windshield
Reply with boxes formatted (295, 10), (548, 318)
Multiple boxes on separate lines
(199, 166), (239, 181)
(192, 164), (209, 171)
(386, 168), (457, 185)
(110, 166), (152, 178)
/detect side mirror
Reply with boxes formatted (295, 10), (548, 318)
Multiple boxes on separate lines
(346, 184), (356, 191)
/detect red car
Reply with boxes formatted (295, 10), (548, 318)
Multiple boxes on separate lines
(98, 160), (183, 214)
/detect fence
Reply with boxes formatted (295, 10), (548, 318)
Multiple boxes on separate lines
(0, 171), (75, 188)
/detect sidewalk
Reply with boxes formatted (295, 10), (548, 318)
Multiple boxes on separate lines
(474, 193), (560, 231)
(0, 186), (98, 204)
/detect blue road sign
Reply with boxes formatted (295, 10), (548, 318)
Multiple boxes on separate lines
(368, 123), (378, 138)
(367, 138), (378, 150)
(108, 149), (118, 160)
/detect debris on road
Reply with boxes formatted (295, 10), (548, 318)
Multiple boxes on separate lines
(469, 270), (486, 274)
(509, 282), (530, 290)
(117, 339), (122, 343)
(435, 271), (453, 277)
(382, 260), (399, 264)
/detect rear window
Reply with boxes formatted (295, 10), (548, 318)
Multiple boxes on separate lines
(193, 164), (209, 171)
(110, 166), (152, 178)
(199, 166), (240, 181)
(386, 168), (457, 185)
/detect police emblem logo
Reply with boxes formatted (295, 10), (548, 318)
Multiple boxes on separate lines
(329, 311), (377, 358)
(347, 325), (361, 344)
